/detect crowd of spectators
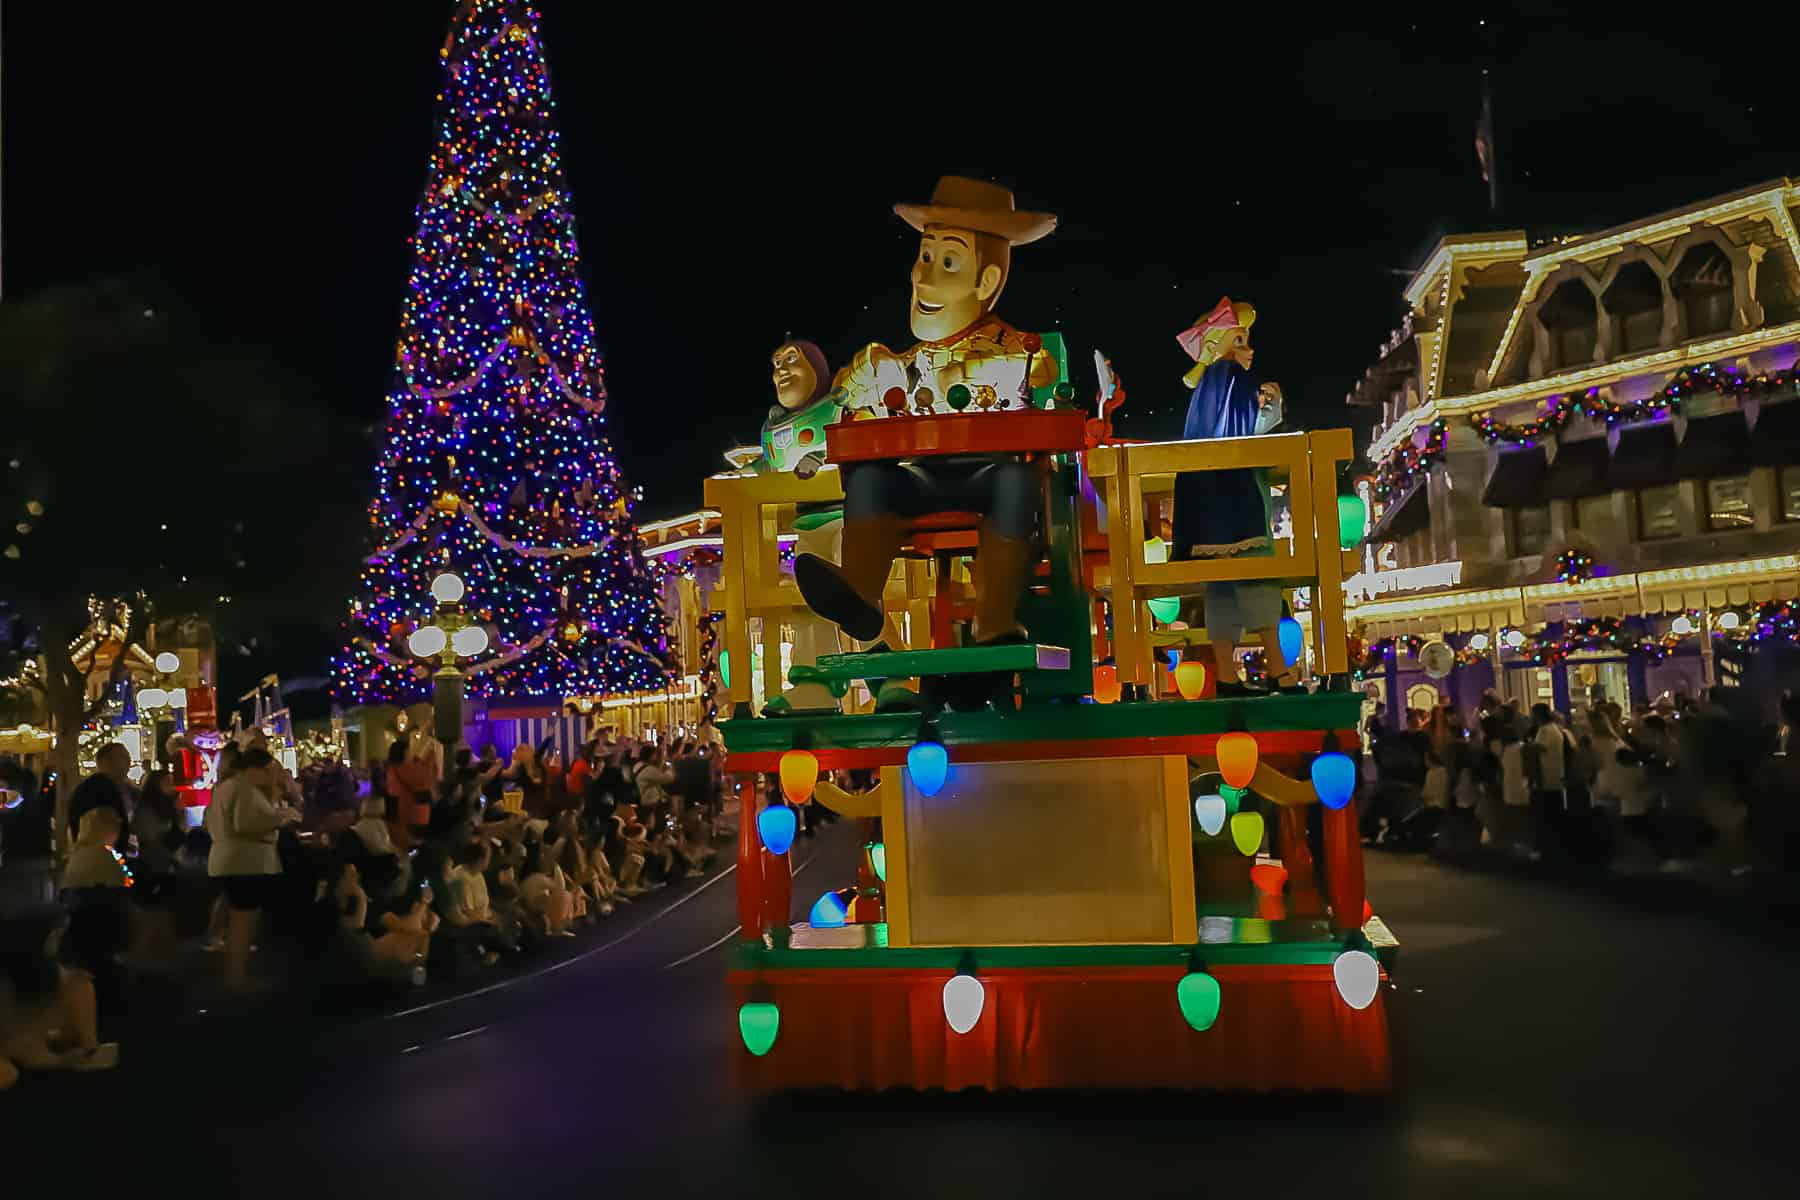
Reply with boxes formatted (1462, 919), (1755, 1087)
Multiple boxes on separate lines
(1360, 687), (1800, 879)
(0, 724), (726, 1090)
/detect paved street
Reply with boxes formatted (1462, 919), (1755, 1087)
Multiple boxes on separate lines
(10, 823), (1793, 1199)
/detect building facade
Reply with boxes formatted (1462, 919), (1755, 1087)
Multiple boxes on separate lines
(1346, 179), (1800, 721)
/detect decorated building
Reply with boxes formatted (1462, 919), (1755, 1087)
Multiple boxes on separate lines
(1347, 178), (1800, 719)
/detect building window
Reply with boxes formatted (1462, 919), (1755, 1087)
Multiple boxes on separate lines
(1673, 244), (1734, 338)
(1638, 484), (1682, 540)
(1782, 468), (1800, 522)
(1570, 494), (1612, 534)
(1540, 280), (1598, 369)
(1705, 475), (1754, 531)
(1511, 504), (1551, 556)
(1603, 261), (1664, 355)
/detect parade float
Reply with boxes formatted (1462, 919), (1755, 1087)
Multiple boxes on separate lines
(710, 177), (1396, 1093)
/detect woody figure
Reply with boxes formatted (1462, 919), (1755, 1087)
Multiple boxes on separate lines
(794, 176), (1059, 647)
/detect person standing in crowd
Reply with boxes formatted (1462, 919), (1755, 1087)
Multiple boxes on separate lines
(1, 756), (55, 911)
(383, 739), (435, 849)
(206, 748), (301, 992)
(632, 743), (677, 827)
(565, 740), (595, 812)
(1525, 704), (1573, 863)
(674, 739), (716, 830)
(1498, 719), (1529, 854)
(66, 743), (131, 847)
(308, 756), (360, 835)
(1751, 692), (1800, 875)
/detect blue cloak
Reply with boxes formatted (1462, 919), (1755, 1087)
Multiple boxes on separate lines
(1171, 359), (1273, 559)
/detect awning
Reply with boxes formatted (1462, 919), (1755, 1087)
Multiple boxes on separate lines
(1751, 401), (1800, 468)
(1482, 446), (1548, 507)
(1367, 473), (1431, 542)
(1545, 437), (1611, 500)
(1608, 422), (1677, 489)
(1674, 412), (1751, 479)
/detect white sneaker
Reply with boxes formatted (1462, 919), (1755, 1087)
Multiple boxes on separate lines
(72, 1043), (119, 1072)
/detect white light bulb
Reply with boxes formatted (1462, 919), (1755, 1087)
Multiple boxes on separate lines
(1468, 633), (1490, 652)
(408, 625), (448, 658)
(1670, 616), (1694, 636)
(154, 651), (180, 674)
(1194, 793), (1227, 837)
(452, 625), (490, 657)
(429, 573), (466, 604)
(1504, 629), (1526, 649)
(1333, 949), (1381, 1011)
(166, 688), (187, 709)
(942, 973), (985, 1035)
(1718, 611), (1741, 630)
(137, 687), (168, 710)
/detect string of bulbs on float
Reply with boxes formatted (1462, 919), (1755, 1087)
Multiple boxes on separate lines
(331, 0), (670, 706)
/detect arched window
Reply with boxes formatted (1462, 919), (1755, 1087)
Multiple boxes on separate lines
(1540, 279), (1598, 368)
(1672, 244), (1734, 338)
(1602, 261), (1664, 355)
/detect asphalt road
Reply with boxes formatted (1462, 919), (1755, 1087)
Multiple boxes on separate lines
(10, 822), (1794, 1199)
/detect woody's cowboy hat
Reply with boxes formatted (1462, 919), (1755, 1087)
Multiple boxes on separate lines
(895, 176), (1057, 245)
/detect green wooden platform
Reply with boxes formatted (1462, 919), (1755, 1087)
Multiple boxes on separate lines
(721, 693), (1364, 757)
(732, 920), (1392, 971)
(814, 643), (1071, 681)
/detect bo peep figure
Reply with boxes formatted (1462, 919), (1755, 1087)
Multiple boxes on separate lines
(1169, 297), (1300, 697)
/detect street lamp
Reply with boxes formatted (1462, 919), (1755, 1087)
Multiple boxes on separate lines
(408, 572), (489, 775)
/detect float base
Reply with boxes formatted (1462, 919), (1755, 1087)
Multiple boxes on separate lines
(728, 949), (1391, 1094)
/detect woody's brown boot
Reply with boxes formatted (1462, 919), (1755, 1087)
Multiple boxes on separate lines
(794, 514), (905, 642)
(971, 524), (1033, 644)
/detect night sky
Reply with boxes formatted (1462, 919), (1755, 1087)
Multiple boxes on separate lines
(5, 3), (1796, 679)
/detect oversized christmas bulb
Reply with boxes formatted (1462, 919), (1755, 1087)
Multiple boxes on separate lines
(942, 972), (985, 1034)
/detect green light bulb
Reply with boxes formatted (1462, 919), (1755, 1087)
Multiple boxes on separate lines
(1176, 971), (1221, 1032)
(869, 842), (887, 882)
(737, 1001), (779, 1057)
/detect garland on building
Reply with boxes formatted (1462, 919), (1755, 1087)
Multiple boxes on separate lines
(1498, 612), (1699, 665)
(1470, 386), (1678, 446)
(1662, 361), (1799, 404)
(1712, 598), (1800, 644)
(1554, 548), (1595, 585)
(1354, 634), (1426, 676)
(642, 543), (722, 586)
(1470, 362), (1799, 448)
(1372, 418), (1448, 501)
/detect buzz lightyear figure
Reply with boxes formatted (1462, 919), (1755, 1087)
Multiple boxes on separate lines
(754, 340), (851, 714)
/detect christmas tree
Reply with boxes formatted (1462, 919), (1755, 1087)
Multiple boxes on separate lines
(331, 1), (670, 705)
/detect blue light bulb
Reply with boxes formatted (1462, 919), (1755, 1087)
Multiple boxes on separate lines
(1310, 752), (1356, 810)
(809, 891), (847, 929)
(756, 804), (797, 855)
(1278, 616), (1303, 667)
(907, 740), (948, 797)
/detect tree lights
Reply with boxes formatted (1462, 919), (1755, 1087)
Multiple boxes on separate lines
(329, 0), (670, 706)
